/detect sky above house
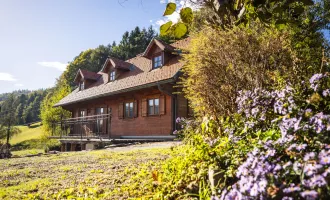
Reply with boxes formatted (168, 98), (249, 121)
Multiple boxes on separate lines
(0, 1), (329, 94)
(0, 0), (189, 93)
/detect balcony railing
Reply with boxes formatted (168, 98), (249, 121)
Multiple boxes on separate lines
(50, 114), (111, 139)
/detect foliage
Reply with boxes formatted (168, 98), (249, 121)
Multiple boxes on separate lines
(40, 78), (71, 135)
(181, 24), (297, 118)
(160, 0), (316, 38)
(0, 89), (48, 125)
(0, 94), (21, 143)
(160, 2), (193, 39)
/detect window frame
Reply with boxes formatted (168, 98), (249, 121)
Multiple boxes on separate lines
(109, 70), (116, 81)
(79, 81), (85, 91)
(96, 107), (104, 133)
(124, 101), (134, 118)
(148, 98), (160, 116)
(153, 54), (162, 69)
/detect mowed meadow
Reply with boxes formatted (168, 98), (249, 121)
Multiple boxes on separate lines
(0, 145), (174, 199)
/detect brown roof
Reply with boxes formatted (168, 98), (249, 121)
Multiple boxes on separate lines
(100, 57), (131, 72)
(55, 38), (190, 107)
(74, 69), (101, 83)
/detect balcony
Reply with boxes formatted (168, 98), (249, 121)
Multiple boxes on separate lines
(49, 114), (111, 140)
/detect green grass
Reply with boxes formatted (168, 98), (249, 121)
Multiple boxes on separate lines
(0, 147), (172, 199)
(11, 122), (44, 145)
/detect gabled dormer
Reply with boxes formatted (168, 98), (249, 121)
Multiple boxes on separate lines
(142, 38), (176, 70)
(74, 69), (101, 91)
(100, 57), (131, 82)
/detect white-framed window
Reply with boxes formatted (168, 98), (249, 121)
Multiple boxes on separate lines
(153, 55), (162, 69)
(148, 98), (159, 115)
(110, 71), (116, 81)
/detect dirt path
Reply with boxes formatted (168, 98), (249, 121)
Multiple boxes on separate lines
(105, 141), (182, 151)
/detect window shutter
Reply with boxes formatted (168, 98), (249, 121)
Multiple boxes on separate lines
(160, 95), (165, 115)
(134, 100), (138, 118)
(118, 102), (124, 119)
(142, 98), (147, 117)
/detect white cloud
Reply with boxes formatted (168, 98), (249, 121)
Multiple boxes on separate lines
(0, 73), (17, 81)
(37, 61), (67, 71)
(14, 83), (24, 87)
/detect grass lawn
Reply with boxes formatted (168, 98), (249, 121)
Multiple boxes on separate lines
(10, 122), (44, 145)
(0, 146), (172, 199)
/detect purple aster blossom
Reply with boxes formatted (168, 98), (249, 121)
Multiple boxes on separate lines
(304, 152), (316, 161)
(282, 197), (293, 200)
(274, 164), (282, 172)
(300, 190), (318, 200)
(296, 144), (307, 151)
(322, 89), (330, 97)
(309, 112), (330, 133)
(265, 149), (276, 158)
(176, 117), (184, 123)
(251, 107), (259, 117)
(250, 183), (259, 196)
(308, 175), (327, 187)
(172, 130), (178, 135)
(322, 167), (330, 177)
(319, 155), (330, 165)
(283, 185), (301, 193)
(309, 73), (325, 91)
(223, 188), (243, 200)
(258, 179), (268, 192)
(303, 163), (322, 177)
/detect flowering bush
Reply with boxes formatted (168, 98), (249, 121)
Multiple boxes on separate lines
(218, 73), (330, 199)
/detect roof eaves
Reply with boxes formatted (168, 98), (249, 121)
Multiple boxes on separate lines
(53, 78), (176, 107)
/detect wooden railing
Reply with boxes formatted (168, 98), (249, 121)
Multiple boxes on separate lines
(50, 113), (111, 139)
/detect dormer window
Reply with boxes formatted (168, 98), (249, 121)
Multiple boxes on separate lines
(109, 71), (116, 81)
(153, 55), (162, 69)
(79, 81), (85, 91)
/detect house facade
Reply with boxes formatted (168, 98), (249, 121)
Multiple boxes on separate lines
(52, 38), (191, 151)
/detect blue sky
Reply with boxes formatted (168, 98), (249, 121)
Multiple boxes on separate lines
(0, 1), (328, 94)
(0, 0), (183, 93)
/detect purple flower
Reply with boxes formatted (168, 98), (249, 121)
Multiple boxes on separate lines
(308, 175), (327, 187)
(310, 73), (325, 91)
(322, 89), (330, 97)
(283, 185), (301, 193)
(173, 130), (178, 135)
(300, 190), (318, 200)
(296, 144), (307, 151)
(303, 164), (322, 177)
(304, 152), (316, 161)
(319, 155), (330, 165)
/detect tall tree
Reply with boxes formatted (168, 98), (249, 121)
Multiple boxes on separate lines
(0, 94), (21, 144)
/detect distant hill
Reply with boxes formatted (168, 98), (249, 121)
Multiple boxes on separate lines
(0, 89), (50, 125)
(0, 89), (31, 103)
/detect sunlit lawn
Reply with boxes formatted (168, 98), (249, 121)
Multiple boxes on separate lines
(0, 147), (171, 199)
(11, 122), (44, 144)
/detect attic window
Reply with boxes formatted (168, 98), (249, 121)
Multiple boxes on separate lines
(110, 71), (116, 81)
(79, 81), (85, 91)
(153, 55), (162, 69)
